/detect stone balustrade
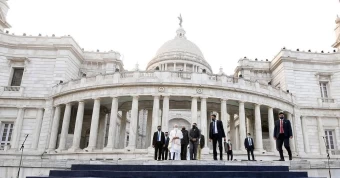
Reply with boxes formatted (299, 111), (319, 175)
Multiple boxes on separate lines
(51, 71), (294, 103)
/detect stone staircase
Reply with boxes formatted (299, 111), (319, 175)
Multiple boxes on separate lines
(27, 164), (315, 178)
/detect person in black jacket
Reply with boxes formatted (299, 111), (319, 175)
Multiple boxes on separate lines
(209, 114), (226, 160)
(274, 111), (293, 161)
(226, 139), (233, 161)
(180, 127), (189, 160)
(152, 126), (165, 161)
(189, 123), (200, 160)
(162, 132), (170, 160)
(244, 133), (255, 161)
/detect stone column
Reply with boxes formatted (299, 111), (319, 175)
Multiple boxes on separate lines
(235, 126), (239, 150)
(220, 99), (228, 139)
(191, 97), (198, 124)
(150, 95), (160, 147)
(238, 101), (246, 151)
(119, 111), (127, 148)
(229, 113), (235, 145)
(200, 97), (209, 153)
(267, 107), (276, 152)
(31, 108), (44, 150)
(162, 95), (170, 132)
(10, 108), (25, 149)
(184, 63), (187, 71)
(254, 104), (264, 152)
(104, 97), (119, 151)
(68, 101), (85, 152)
(317, 117), (327, 155)
(174, 63), (176, 71)
(301, 116), (310, 153)
(48, 106), (61, 150)
(85, 98), (101, 152)
(165, 64), (168, 70)
(146, 109), (153, 148)
(287, 113), (296, 153)
(57, 103), (72, 151)
(127, 96), (139, 150)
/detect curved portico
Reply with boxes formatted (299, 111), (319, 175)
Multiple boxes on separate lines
(46, 70), (301, 159)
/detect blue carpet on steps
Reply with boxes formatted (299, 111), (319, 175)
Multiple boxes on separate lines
(27, 164), (310, 178)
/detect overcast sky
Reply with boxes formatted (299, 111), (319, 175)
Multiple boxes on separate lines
(6, 0), (340, 74)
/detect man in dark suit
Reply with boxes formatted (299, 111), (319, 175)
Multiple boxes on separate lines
(274, 111), (293, 161)
(244, 133), (255, 161)
(189, 123), (200, 160)
(162, 132), (170, 160)
(209, 114), (226, 160)
(226, 139), (233, 161)
(180, 126), (189, 160)
(152, 126), (165, 161)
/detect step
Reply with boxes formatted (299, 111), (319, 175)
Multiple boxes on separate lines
(49, 170), (308, 178)
(71, 164), (289, 172)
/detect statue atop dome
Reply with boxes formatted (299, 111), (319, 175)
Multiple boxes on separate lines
(178, 14), (183, 27)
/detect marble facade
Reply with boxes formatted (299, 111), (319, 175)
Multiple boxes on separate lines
(0, 0), (340, 177)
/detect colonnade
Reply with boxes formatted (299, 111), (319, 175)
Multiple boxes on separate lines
(46, 95), (297, 154)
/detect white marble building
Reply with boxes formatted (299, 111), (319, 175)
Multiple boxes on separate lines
(1, 0), (340, 177)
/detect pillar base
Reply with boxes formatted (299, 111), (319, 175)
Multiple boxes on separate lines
(255, 149), (266, 154)
(68, 147), (82, 152)
(84, 147), (96, 152)
(103, 147), (114, 152)
(201, 147), (210, 155)
(55, 148), (66, 153)
(125, 146), (136, 152)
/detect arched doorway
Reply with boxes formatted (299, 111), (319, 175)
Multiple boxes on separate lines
(168, 118), (191, 131)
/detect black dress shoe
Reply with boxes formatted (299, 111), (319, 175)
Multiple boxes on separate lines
(289, 157), (292, 160)
(214, 158), (218, 160)
(278, 159), (285, 161)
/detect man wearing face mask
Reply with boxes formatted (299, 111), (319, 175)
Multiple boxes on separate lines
(162, 132), (170, 160)
(274, 111), (293, 161)
(209, 114), (226, 160)
(180, 126), (189, 160)
(189, 123), (200, 160)
(169, 124), (183, 160)
(226, 139), (233, 161)
(244, 133), (255, 161)
(152, 126), (165, 161)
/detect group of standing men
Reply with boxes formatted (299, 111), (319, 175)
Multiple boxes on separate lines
(152, 123), (205, 160)
(153, 111), (293, 161)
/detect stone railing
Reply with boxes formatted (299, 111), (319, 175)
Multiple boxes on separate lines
(317, 98), (337, 108)
(0, 86), (24, 97)
(51, 71), (293, 102)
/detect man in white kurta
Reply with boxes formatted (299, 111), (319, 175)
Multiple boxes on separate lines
(169, 124), (183, 160)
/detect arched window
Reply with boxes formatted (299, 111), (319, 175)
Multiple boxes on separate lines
(115, 68), (120, 72)
(155, 66), (160, 70)
(202, 69), (206, 73)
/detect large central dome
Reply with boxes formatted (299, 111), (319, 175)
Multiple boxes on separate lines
(155, 28), (205, 59)
(146, 27), (212, 73)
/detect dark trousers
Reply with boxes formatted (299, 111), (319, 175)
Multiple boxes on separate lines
(247, 148), (255, 160)
(227, 150), (233, 161)
(162, 147), (169, 160)
(189, 141), (198, 160)
(212, 134), (223, 159)
(180, 144), (188, 160)
(154, 141), (163, 160)
(276, 133), (292, 160)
